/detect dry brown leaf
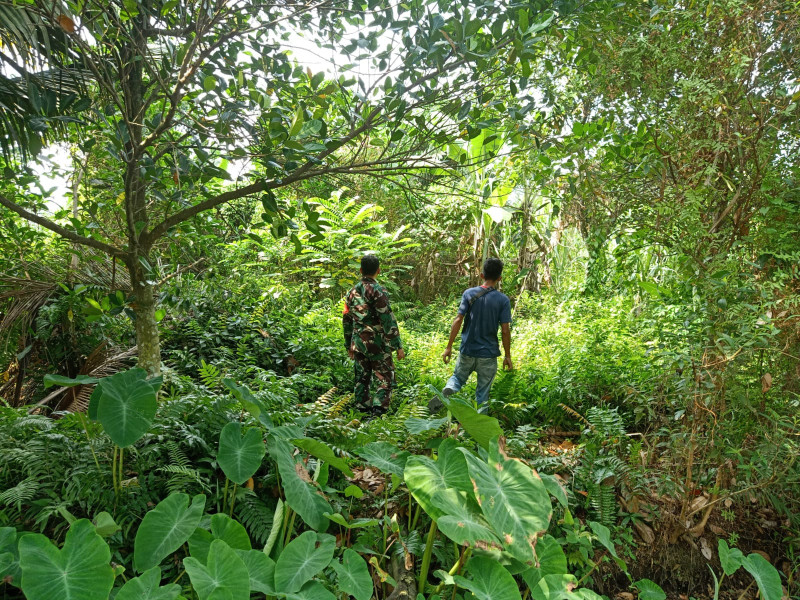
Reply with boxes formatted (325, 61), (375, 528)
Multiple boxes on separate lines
(689, 495), (709, 513)
(700, 537), (713, 560)
(295, 462), (313, 484)
(762, 372), (773, 394)
(634, 521), (655, 545)
(58, 14), (75, 32)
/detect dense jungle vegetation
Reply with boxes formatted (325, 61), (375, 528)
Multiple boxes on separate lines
(1, 0), (799, 598)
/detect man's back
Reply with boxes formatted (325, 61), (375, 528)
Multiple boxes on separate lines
(458, 286), (512, 358)
(344, 276), (401, 358)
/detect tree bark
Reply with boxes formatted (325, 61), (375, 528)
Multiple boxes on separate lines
(128, 258), (161, 377)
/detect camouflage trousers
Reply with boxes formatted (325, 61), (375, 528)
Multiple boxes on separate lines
(353, 351), (395, 411)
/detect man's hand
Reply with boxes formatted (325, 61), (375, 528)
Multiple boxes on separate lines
(442, 347), (453, 364)
(503, 355), (514, 371)
(397, 348), (406, 360)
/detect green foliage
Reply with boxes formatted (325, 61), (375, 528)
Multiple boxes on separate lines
(331, 548), (372, 600)
(274, 531), (335, 593)
(217, 422), (266, 485)
(454, 555), (521, 600)
(19, 519), (114, 600)
(92, 368), (162, 448)
(267, 435), (331, 532)
(134, 493), (206, 573)
(184, 539), (251, 600)
(116, 567), (182, 600)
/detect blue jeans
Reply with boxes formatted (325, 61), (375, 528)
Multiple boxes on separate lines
(446, 354), (498, 407)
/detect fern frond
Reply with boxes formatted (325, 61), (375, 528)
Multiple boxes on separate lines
(235, 491), (274, 546)
(558, 403), (593, 429)
(0, 477), (40, 512)
(199, 360), (221, 388)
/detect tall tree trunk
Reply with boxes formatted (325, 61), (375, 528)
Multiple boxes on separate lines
(121, 6), (160, 377)
(128, 257), (161, 377)
(518, 182), (541, 294)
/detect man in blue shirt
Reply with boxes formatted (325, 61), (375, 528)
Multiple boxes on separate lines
(433, 258), (513, 412)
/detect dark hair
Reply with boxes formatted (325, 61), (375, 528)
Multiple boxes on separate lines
(482, 257), (503, 281)
(361, 254), (380, 276)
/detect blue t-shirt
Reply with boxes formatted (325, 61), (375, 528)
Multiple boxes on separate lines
(457, 286), (512, 358)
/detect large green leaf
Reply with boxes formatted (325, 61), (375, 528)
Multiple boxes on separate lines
(19, 519), (114, 600)
(520, 536), (568, 590)
(134, 493), (206, 572)
(95, 368), (161, 447)
(93, 511), (121, 538)
(461, 438), (552, 566)
(116, 566), (182, 600)
(331, 548), (372, 600)
(189, 513), (252, 564)
(405, 440), (495, 548)
(539, 474), (568, 508)
(530, 574), (579, 600)
(437, 438), (474, 491)
(324, 513), (379, 529)
(43, 373), (99, 388)
(438, 513), (502, 549)
(405, 452), (481, 522)
(453, 555), (522, 600)
(742, 553), (783, 600)
(184, 539), (250, 600)
(356, 441), (410, 476)
(267, 435), (331, 531)
(293, 437), (354, 477)
(717, 539), (745, 576)
(284, 580), (337, 600)
(405, 416), (448, 434)
(218, 422), (266, 485)
(274, 531), (335, 593)
(236, 549), (276, 595)
(404, 455), (449, 520)
(447, 402), (503, 450)
(588, 521), (625, 570)
(632, 579), (666, 600)
(0, 527), (20, 586)
(223, 379), (273, 428)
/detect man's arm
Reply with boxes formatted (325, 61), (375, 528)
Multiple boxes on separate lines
(373, 285), (405, 359)
(501, 322), (513, 370)
(343, 302), (354, 358)
(441, 314), (464, 364)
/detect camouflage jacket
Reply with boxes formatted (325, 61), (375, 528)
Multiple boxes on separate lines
(343, 277), (402, 358)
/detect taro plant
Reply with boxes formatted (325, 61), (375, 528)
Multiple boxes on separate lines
(44, 368), (162, 496)
(3, 491), (376, 599)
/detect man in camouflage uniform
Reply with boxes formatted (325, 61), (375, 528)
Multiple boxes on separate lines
(343, 255), (405, 416)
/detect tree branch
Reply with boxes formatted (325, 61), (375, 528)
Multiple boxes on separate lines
(0, 193), (125, 258)
(143, 181), (267, 243)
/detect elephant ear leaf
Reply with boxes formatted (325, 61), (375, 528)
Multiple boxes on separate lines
(446, 402), (503, 450)
(19, 519), (114, 600)
(189, 513), (252, 564)
(742, 553), (783, 600)
(134, 493), (206, 572)
(274, 531), (335, 593)
(331, 548), (372, 600)
(267, 435), (331, 531)
(0, 527), (20, 586)
(453, 555), (521, 600)
(116, 566), (182, 600)
(95, 368), (161, 447)
(184, 539), (250, 600)
(218, 422), (266, 485)
(356, 441), (410, 475)
(460, 437), (552, 566)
